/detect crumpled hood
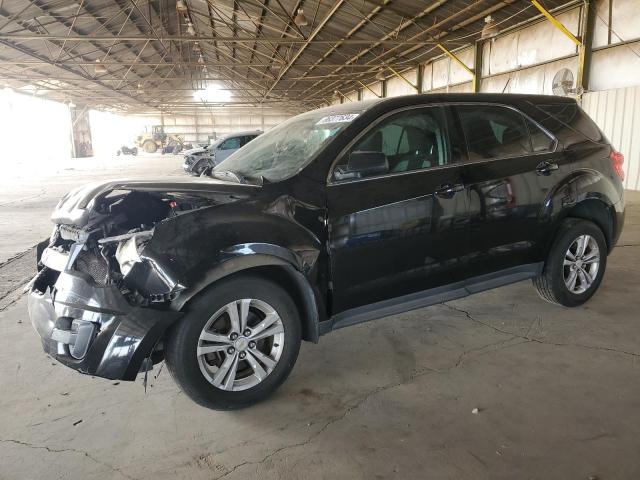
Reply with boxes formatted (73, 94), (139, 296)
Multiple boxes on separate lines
(183, 146), (208, 156)
(51, 177), (259, 227)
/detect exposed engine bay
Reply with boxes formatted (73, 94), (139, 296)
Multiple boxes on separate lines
(34, 187), (217, 306)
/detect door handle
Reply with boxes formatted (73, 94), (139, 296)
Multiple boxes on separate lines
(536, 161), (559, 175)
(434, 183), (464, 198)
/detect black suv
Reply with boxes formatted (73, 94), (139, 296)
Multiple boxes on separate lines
(28, 94), (625, 410)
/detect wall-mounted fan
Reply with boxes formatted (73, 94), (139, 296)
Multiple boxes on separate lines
(552, 68), (575, 96)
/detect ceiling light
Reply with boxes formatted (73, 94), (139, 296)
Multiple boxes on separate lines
(176, 0), (188, 14)
(186, 22), (195, 36)
(294, 9), (308, 27)
(94, 58), (107, 75)
(197, 55), (205, 64)
(137, 83), (144, 94)
(193, 84), (231, 103)
(375, 68), (386, 81)
(480, 15), (499, 41)
(193, 42), (201, 53)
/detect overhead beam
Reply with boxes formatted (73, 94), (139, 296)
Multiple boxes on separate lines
(0, 33), (461, 45)
(530, 0), (581, 46)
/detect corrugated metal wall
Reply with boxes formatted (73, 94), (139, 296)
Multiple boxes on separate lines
(582, 85), (640, 190)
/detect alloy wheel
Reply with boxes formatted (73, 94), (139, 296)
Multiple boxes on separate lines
(197, 299), (285, 391)
(563, 234), (600, 294)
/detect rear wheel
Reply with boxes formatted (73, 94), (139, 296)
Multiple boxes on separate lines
(533, 218), (607, 307)
(165, 276), (301, 410)
(142, 140), (157, 153)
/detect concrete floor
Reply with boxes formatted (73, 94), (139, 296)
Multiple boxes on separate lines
(1, 156), (639, 479)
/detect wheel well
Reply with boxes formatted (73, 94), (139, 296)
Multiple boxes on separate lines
(564, 199), (614, 249)
(243, 265), (320, 343)
(178, 264), (320, 343)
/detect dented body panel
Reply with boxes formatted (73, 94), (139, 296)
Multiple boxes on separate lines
(27, 93), (626, 382)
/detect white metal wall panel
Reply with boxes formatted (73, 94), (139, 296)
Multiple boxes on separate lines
(448, 82), (473, 93)
(487, 9), (579, 76)
(589, 41), (640, 91)
(593, 0), (611, 47)
(481, 57), (577, 94)
(432, 57), (450, 89)
(361, 81), (382, 100)
(449, 47), (474, 85)
(582, 85), (640, 190)
(386, 69), (418, 97)
(422, 63), (433, 92)
(611, 0), (640, 40)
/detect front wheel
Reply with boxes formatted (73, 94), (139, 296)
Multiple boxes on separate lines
(142, 140), (157, 153)
(533, 218), (607, 307)
(165, 276), (301, 410)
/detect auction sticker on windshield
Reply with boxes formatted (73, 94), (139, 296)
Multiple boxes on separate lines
(316, 113), (359, 125)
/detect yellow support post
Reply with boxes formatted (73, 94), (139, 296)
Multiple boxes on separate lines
(530, 0), (582, 46)
(437, 44), (474, 76)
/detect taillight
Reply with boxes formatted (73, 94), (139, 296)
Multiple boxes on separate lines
(610, 150), (624, 181)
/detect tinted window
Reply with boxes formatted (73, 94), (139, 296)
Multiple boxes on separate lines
(457, 105), (531, 160)
(333, 107), (449, 181)
(220, 137), (241, 150)
(240, 135), (256, 147)
(526, 119), (556, 152)
(538, 103), (602, 142)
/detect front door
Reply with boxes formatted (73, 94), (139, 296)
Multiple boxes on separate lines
(327, 106), (469, 314)
(216, 136), (242, 162)
(454, 104), (571, 278)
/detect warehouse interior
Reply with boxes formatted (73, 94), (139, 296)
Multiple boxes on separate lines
(1, 0), (639, 478)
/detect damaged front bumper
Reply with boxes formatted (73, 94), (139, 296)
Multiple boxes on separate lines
(28, 246), (182, 381)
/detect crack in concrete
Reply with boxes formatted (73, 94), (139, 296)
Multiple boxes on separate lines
(442, 303), (640, 359)
(0, 438), (136, 480)
(209, 338), (524, 479)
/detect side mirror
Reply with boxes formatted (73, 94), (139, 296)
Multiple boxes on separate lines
(347, 151), (388, 177)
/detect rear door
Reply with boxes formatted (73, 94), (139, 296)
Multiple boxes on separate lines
(454, 103), (568, 278)
(327, 106), (470, 314)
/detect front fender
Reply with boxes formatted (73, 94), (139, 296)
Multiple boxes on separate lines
(170, 245), (321, 342)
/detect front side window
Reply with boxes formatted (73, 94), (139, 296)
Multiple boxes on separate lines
(457, 105), (531, 160)
(333, 107), (449, 181)
(220, 137), (241, 150)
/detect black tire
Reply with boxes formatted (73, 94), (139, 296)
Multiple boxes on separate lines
(533, 218), (607, 307)
(164, 275), (301, 410)
(142, 140), (157, 153)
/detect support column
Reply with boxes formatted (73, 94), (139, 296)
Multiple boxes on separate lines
(381, 79), (387, 98)
(577, 0), (596, 93)
(473, 41), (483, 93)
(417, 64), (425, 94)
(70, 105), (93, 158)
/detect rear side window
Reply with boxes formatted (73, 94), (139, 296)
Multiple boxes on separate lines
(538, 104), (602, 142)
(456, 105), (531, 160)
(526, 119), (556, 152)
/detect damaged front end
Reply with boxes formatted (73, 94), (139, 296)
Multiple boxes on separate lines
(27, 181), (228, 380)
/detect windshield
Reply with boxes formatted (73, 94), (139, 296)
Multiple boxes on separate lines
(213, 104), (371, 182)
